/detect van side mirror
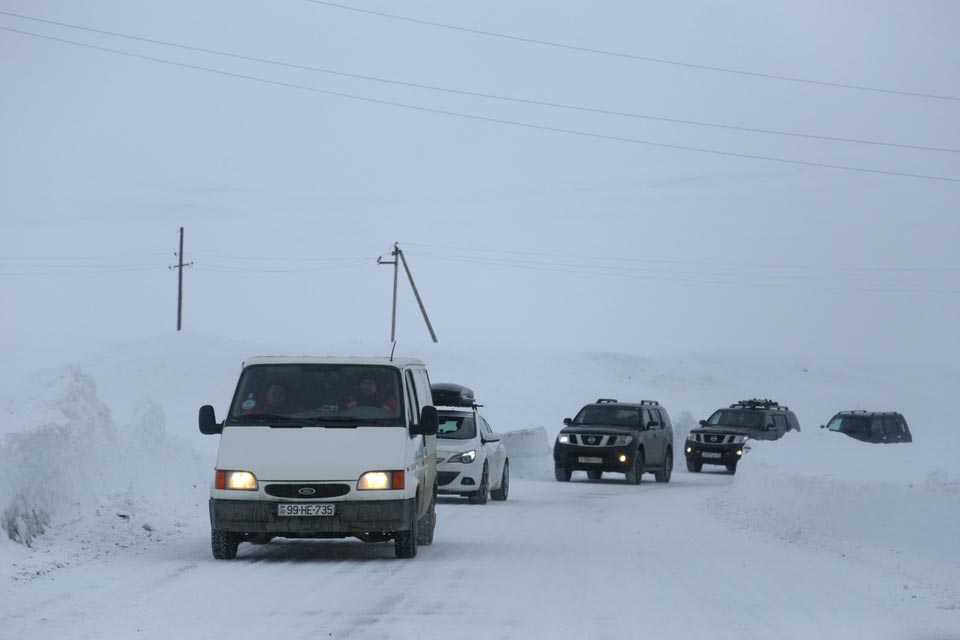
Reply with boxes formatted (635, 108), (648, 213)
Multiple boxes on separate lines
(199, 405), (222, 435)
(563, 418), (573, 426)
(414, 406), (439, 436)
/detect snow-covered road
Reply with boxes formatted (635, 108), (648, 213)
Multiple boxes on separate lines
(4, 472), (956, 640)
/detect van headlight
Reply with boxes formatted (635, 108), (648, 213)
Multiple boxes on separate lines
(358, 470), (405, 490)
(447, 450), (477, 464)
(215, 470), (258, 491)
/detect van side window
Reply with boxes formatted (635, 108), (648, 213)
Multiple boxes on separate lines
(411, 369), (433, 412)
(404, 370), (419, 425)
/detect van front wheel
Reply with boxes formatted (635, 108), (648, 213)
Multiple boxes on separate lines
(395, 515), (419, 559)
(211, 529), (239, 560)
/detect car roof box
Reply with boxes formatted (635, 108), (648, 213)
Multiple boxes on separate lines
(431, 382), (477, 408)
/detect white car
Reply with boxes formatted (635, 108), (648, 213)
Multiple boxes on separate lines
(431, 383), (509, 504)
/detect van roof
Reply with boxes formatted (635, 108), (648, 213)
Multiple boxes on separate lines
(242, 355), (425, 368)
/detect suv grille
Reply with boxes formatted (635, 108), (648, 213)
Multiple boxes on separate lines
(570, 434), (615, 447)
(265, 484), (350, 499)
(702, 434), (728, 445)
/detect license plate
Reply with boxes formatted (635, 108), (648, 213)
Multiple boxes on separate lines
(277, 504), (336, 517)
(702, 452), (722, 459)
(578, 456), (603, 464)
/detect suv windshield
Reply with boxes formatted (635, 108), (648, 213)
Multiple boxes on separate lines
(226, 364), (403, 426)
(573, 406), (642, 427)
(706, 410), (764, 429)
(437, 415), (476, 440)
(826, 415), (869, 435)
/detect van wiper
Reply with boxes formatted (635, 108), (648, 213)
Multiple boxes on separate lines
(236, 414), (303, 426)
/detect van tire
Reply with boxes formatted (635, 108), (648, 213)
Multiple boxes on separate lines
(468, 462), (489, 505)
(417, 489), (436, 546)
(395, 516), (418, 559)
(491, 461), (509, 501)
(211, 529), (239, 560)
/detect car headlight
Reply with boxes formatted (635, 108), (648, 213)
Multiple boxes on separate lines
(612, 435), (633, 446)
(447, 450), (477, 464)
(557, 434), (570, 444)
(215, 470), (258, 491)
(357, 470), (405, 490)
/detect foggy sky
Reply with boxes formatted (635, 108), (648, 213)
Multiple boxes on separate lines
(2, 0), (958, 364)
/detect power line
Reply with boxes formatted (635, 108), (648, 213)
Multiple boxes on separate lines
(415, 253), (960, 295)
(400, 242), (960, 273)
(302, 0), (960, 103)
(1, 10), (955, 154)
(2, 25), (958, 184)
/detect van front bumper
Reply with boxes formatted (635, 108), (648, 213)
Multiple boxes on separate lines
(209, 498), (415, 535)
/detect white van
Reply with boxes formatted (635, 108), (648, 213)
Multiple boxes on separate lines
(198, 356), (439, 559)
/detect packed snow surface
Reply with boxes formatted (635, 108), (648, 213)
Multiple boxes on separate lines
(1, 334), (958, 638)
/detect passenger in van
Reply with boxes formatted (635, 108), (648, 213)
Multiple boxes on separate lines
(242, 383), (298, 415)
(341, 375), (398, 412)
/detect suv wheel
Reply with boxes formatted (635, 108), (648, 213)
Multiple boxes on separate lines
(417, 487), (437, 545)
(468, 462), (489, 504)
(587, 470), (602, 480)
(686, 458), (702, 473)
(655, 450), (673, 483)
(726, 462), (738, 474)
(625, 450), (645, 485)
(554, 465), (572, 482)
(491, 461), (509, 501)
(211, 529), (240, 560)
(395, 512), (419, 559)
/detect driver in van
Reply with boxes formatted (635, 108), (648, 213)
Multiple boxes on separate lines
(341, 375), (398, 412)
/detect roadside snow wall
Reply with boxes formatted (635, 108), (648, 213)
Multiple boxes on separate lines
(500, 427), (552, 480)
(0, 367), (204, 547)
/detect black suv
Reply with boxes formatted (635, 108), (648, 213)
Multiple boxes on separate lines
(554, 399), (674, 484)
(685, 399), (800, 473)
(821, 411), (912, 444)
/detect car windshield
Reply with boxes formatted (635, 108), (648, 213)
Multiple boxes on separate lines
(827, 415), (870, 435)
(573, 406), (642, 427)
(437, 415), (476, 440)
(706, 410), (764, 429)
(226, 364), (403, 426)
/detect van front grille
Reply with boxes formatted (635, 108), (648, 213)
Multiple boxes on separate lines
(265, 483), (350, 499)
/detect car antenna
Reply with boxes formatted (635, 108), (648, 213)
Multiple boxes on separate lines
(390, 341), (398, 362)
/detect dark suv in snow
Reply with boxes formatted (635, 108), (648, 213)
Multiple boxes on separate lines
(685, 399), (799, 473)
(554, 399), (674, 484)
(821, 411), (912, 444)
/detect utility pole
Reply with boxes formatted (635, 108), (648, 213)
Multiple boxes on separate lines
(377, 243), (437, 343)
(168, 226), (193, 332)
(377, 244), (400, 342)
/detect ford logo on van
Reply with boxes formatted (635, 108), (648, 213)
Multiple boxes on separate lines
(298, 487), (317, 496)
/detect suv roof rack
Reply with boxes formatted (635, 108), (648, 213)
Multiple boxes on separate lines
(640, 400), (660, 406)
(596, 398), (618, 404)
(730, 398), (787, 410)
(838, 410), (869, 415)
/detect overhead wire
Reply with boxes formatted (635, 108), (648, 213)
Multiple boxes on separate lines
(2, 25), (958, 184)
(0, 10), (955, 154)
(302, 0), (960, 103)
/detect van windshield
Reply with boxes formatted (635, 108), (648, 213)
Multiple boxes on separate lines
(226, 364), (404, 426)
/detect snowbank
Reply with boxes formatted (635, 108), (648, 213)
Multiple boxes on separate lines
(0, 367), (207, 581)
(500, 426), (552, 480)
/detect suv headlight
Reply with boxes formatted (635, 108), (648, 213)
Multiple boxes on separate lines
(732, 435), (750, 444)
(557, 434), (570, 444)
(687, 433), (698, 441)
(447, 450), (477, 464)
(612, 435), (633, 446)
